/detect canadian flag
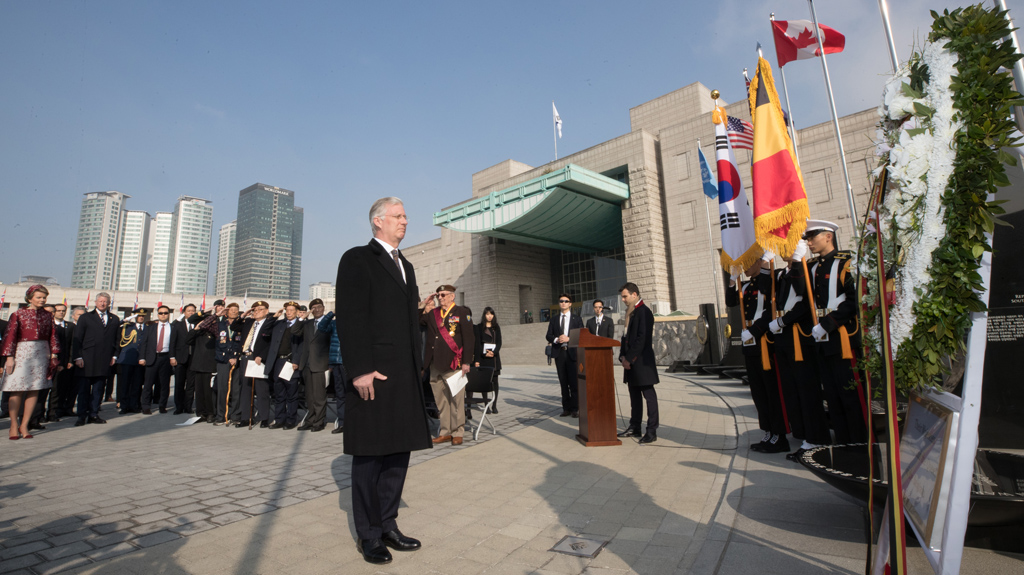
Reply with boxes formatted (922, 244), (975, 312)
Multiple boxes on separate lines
(771, 20), (845, 67)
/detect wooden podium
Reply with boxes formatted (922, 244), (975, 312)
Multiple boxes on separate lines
(569, 328), (622, 446)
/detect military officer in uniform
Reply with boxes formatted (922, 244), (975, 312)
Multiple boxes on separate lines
(421, 284), (474, 445)
(727, 256), (789, 453)
(792, 220), (867, 445)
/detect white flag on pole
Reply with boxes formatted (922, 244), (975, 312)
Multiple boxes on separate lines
(553, 102), (562, 138)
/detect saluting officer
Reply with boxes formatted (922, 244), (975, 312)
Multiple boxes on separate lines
(791, 220), (867, 445)
(727, 255), (789, 453)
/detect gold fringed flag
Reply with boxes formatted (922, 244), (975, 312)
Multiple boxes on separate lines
(747, 56), (809, 256)
(712, 105), (762, 276)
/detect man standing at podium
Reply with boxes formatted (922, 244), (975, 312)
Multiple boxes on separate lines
(586, 300), (614, 339)
(617, 282), (659, 444)
(546, 293), (583, 418)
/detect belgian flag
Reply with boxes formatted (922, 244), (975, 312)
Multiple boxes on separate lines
(747, 56), (808, 256)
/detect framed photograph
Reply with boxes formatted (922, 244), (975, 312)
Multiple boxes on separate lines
(900, 390), (960, 549)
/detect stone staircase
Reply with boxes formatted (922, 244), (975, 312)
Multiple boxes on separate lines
(497, 323), (551, 366)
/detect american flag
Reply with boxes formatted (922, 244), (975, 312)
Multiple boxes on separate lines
(727, 116), (754, 150)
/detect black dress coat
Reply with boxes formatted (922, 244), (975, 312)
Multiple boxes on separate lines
(72, 309), (122, 378)
(138, 321), (178, 365)
(186, 315), (218, 373)
(292, 317), (331, 373)
(473, 323), (502, 374)
(619, 301), (659, 387)
(236, 316), (277, 377)
(586, 315), (615, 339)
(54, 321), (74, 366)
(172, 318), (193, 365)
(336, 240), (432, 457)
(545, 312), (584, 361)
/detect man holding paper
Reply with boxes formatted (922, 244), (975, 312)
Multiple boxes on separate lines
(266, 302), (304, 430)
(422, 284), (474, 446)
(236, 301), (277, 428)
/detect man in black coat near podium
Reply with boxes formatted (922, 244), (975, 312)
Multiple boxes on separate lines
(337, 197), (434, 565)
(617, 282), (660, 444)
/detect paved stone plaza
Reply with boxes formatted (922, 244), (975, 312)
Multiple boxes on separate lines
(1, 367), (1019, 574)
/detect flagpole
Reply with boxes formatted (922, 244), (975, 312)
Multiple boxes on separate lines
(807, 0), (858, 224)
(770, 13), (802, 167)
(552, 101), (558, 161)
(698, 136), (728, 359)
(877, 0), (900, 74)
(995, 0), (1024, 133)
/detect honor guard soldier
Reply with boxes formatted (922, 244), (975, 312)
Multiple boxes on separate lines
(792, 220), (867, 445)
(727, 256), (789, 453)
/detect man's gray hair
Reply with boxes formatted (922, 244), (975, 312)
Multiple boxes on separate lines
(96, 292), (111, 303)
(369, 197), (403, 236)
(72, 306), (86, 312)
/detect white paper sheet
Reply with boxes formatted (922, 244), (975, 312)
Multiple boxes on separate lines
(325, 370), (331, 388)
(483, 343), (496, 352)
(176, 416), (202, 426)
(279, 362), (295, 380)
(244, 361), (267, 379)
(446, 370), (468, 395)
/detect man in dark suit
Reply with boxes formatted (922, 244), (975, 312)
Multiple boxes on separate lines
(585, 299), (615, 339)
(172, 304), (196, 414)
(616, 282), (661, 444)
(545, 293), (584, 417)
(51, 303), (76, 418)
(337, 197), (434, 564)
(138, 305), (178, 414)
(235, 301), (276, 428)
(267, 302), (303, 429)
(186, 311), (219, 422)
(421, 284), (474, 446)
(115, 309), (147, 414)
(71, 292), (121, 426)
(292, 298), (330, 432)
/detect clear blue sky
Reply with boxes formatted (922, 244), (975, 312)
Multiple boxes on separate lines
(2, 0), (1020, 297)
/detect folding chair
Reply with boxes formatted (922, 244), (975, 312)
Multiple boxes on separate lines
(464, 366), (496, 441)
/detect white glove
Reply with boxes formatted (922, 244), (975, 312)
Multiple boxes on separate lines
(792, 239), (809, 261)
(761, 250), (776, 263)
(741, 329), (753, 343)
(812, 324), (828, 340)
(768, 319), (783, 333)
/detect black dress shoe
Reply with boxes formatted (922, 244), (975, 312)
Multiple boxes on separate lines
(358, 538), (393, 564)
(87, 417), (107, 424)
(466, 410), (473, 420)
(297, 423), (313, 431)
(74, 419), (86, 427)
(489, 405), (499, 414)
(559, 411), (571, 417)
(638, 432), (657, 444)
(760, 439), (791, 454)
(381, 529), (421, 551)
(332, 426), (344, 434)
(259, 421), (270, 429)
(143, 409), (152, 415)
(283, 423), (297, 430)
(159, 408), (168, 414)
(27, 422), (46, 431)
(571, 411), (579, 418)
(269, 422), (284, 429)
(119, 410), (129, 415)
(617, 428), (642, 438)
(234, 422), (246, 428)
(173, 410), (183, 415)
(310, 425), (325, 432)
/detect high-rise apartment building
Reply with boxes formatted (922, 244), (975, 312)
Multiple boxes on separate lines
(71, 191), (129, 290)
(148, 212), (174, 293)
(308, 281), (335, 301)
(215, 220), (236, 297)
(232, 183), (303, 300)
(114, 210), (152, 292)
(167, 196), (214, 295)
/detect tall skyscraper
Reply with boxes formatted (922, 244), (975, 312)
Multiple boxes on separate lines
(71, 191), (129, 290)
(232, 183), (303, 300)
(114, 210), (152, 292)
(167, 196), (214, 295)
(148, 212), (174, 293)
(215, 220), (236, 297)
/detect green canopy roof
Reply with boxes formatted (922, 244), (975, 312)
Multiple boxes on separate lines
(433, 164), (629, 252)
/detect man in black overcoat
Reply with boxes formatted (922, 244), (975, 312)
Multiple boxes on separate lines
(71, 292), (121, 426)
(337, 197), (434, 565)
(51, 303), (76, 418)
(172, 304), (196, 414)
(266, 302), (304, 429)
(616, 282), (661, 444)
(187, 312), (220, 422)
(545, 293), (584, 417)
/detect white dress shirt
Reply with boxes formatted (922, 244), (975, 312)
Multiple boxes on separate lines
(374, 237), (407, 282)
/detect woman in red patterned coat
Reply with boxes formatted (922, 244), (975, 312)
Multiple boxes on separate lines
(2, 285), (60, 440)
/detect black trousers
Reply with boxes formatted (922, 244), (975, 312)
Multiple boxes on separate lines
(142, 354), (173, 410)
(216, 361), (241, 423)
(272, 358), (300, 425)
(76, 375), (106, 420)
(173, 362), (192, 413)
(627, 384), (660, 432)
(331, 364), (346, 427)
(302, 367), (328, 427)
(55, 367), (77, 415)
(238, 364), (272, 423)
(190, 371), (216, 418)
(104, 368), (116, 400)
(776, 341), (831, 445)
(351, 452), (411, 540)
(116, 363), (144, 412)
(553, 352), (578, 413)
(745, 352), (787, 436)
(816, 351), (867, 444)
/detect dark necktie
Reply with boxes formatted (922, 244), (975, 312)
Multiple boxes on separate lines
(391, 249), (404, 281)
(101, 312), (107, 327)
(157, 324), (165, 351)
(560, 314), (567, 346)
